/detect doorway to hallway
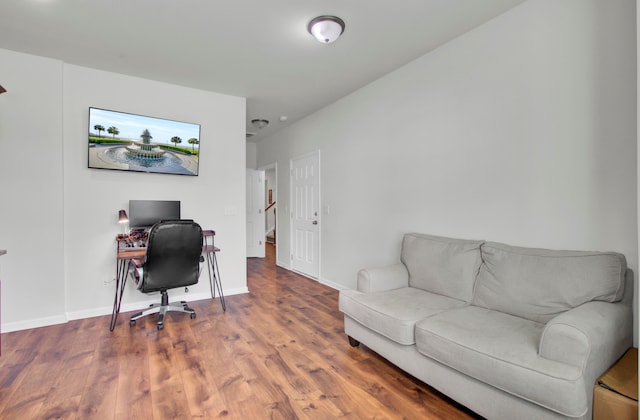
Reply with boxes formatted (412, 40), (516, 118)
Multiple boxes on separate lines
(264, 165), (277, 248)
(246, 168), (265, 258)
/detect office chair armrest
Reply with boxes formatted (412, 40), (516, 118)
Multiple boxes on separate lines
(128, 258), (145, 289)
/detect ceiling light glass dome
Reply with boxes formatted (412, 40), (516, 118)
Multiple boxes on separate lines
(307, 15), (345, 44)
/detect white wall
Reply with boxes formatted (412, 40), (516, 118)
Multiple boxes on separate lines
(257, 0), (638, 340)
(246, 141), (257, 169)
(0, 49), (66, 327)
(0, 49), (247, 331)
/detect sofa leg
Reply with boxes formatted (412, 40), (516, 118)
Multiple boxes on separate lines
(348, 336), (360, 347)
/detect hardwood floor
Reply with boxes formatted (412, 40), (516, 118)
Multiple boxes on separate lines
(0, 244), (480, 419)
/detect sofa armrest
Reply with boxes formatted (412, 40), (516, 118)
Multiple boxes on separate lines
(539, 301), (632, 372)
(357, 263), (409, 293)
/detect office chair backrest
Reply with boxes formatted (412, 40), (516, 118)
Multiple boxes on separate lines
(140, 220), (203, 293)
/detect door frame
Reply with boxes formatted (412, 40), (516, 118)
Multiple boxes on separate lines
(289, 150), (321, 280)
(246, 168), (265, 258)
(259, 162), (278, 260)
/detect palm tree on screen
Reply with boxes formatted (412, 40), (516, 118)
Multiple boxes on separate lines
(107, 126), (120, 139)
(94, 124), (105, 138)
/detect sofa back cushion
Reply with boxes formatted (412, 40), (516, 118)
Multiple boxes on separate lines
(401, 233), (484, 302)
(472, 242), (627, 323)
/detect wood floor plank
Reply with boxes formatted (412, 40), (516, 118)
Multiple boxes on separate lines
(0, 243), (482, 419)
(76, 335), (120, 419)
(114, 328), (153, 419)
(2, 323), (81, 419)
(0, 359), (53, 419)
(196, 323), (253, 415)
(172, 326), (225, 417)
(148, 331), (193, 420)
(37, 351), (93, 418)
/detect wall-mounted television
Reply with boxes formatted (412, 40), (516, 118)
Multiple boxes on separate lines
(88, 107), (201, 176)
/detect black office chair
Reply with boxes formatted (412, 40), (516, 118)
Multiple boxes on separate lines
(128, 220), (203, 330)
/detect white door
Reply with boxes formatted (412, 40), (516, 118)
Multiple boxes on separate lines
(291, 151), (319, 278)
(246, 169), (265, 258)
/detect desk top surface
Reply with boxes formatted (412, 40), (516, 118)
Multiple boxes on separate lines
(116, 230), (218, 260)
(117, 245), (219, 259)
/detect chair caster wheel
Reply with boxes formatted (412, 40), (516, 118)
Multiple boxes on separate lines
(157, 323), (164, 330)
(190, 312), (196, 319)
(129, 320), (136, 327)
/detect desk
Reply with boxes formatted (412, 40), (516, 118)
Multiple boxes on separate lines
(110, 230), (225, 331)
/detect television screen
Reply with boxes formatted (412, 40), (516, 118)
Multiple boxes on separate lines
(88, 107), (200, 176)
(128, 200), (181, 229)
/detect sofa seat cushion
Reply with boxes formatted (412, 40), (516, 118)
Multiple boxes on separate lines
(415, 306), (586, 417)
(339, 287), (467, 345)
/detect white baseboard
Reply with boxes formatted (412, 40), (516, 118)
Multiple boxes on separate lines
(1, 287), (250, 333)
(2, 314), (68, 333)
(319, 277), (346, 291)
(273, 262), (345, 292)
(276, 260), (291, 270)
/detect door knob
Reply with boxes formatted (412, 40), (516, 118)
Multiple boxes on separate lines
(312, 220), (318, 225)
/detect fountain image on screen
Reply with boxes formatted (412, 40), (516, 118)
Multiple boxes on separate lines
(128, 200), (181, 230)
(88, 107), (200, 176)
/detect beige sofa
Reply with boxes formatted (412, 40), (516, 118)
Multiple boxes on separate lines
(339, 233), (633, 419)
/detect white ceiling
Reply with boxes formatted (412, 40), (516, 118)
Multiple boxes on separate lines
(0, 0), (526, 142)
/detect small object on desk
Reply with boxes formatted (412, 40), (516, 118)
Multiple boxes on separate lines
(129, 228), (149, 242)
(124, 246), (147, 252)
(117, 235), (147, 251)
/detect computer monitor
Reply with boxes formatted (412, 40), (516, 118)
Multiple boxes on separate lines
(128, 200), (181, 230)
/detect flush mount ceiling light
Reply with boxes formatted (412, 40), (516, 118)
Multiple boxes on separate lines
(251, 119), (269, 129)
(307, 15), (345, 44)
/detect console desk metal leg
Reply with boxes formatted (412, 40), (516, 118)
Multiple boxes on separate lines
(205, 251), (226, 311)
(110, 258), (130, 331)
